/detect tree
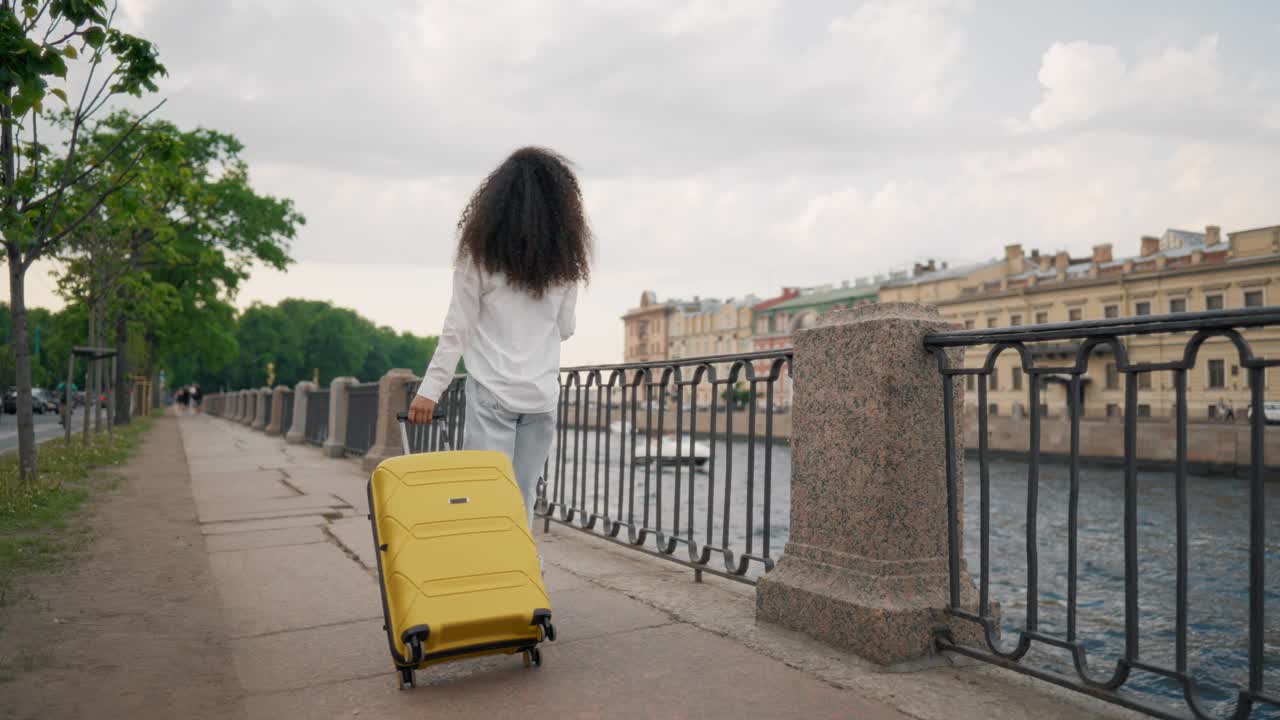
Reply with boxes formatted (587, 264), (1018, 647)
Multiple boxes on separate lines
(55, 114), (301, 424)
(1, 0), (164, 481)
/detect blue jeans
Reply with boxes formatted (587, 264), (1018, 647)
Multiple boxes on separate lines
(463, 377), (554, 530)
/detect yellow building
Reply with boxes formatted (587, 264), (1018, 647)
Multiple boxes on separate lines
(622, 291), (674, 364)
(879, 224), (1280, 420)
(669, 297), (756, 408)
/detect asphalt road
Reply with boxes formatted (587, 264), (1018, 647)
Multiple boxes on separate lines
(0, 408), (95, 454)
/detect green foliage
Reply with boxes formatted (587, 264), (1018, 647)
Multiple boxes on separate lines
(190, 299), (439, 390)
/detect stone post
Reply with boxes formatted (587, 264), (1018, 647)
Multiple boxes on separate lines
(252, 387), (271, 431)
(755, 303), (980, 665)
(265, 386), (289, 436)
(361, 369), (417, 472)
(323, 377), (357, 458)
(240, 390), (254, 425)
(286, 381), (316, 444)
(231, 392), (240, 421)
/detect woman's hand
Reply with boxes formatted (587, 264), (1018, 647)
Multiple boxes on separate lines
(408, 396), (437, 424)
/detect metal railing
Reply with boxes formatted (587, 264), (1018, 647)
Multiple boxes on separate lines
(541, 350), (793, 584)
(925, 307), (1280, 720)
(280, 389), (294, 434)
(402, 376), (467, 452)
(345, 382), (379, 455)
(305, 389), (329, 446)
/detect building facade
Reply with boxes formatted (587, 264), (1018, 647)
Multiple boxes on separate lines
(879, 224), (1280, 420)
(668, 296), (757, 408)
(622, 291), (675, 364)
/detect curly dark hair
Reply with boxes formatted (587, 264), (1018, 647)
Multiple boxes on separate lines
(456, 147), (593, 298)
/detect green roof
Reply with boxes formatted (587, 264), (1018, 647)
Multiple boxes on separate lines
(764, 284), (879, 312)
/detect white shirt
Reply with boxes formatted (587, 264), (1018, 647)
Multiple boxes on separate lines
(418, 260), (577, 414)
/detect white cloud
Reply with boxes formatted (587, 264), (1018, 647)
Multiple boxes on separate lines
(1013, 34), (1275, 135)
(824, 0), (972, 117)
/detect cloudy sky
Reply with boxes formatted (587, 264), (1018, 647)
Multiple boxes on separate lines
(10, 0), (1280, 365)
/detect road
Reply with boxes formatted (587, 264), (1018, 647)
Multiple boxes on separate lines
(0, 408), (96, 454)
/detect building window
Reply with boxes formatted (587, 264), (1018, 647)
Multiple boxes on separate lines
(1138, 404), (1152, 418)
(1104, 304), (1119, 319)
(1010, 314), (1022, 326)
(1012, 367), (1023, 390)
(966, 375), (975, 392)
(988, 403), (999, 416)
(1244, 290), (1264, 307)
(1206, 294), (1224, 311)
(1135, 301), (1151, 316)
(1169, 298), (1186, 313)
(964, 319), (975, 330)
(1208, 404), (1218, 419)
(990, 368), (999, 390)
(1039, 404), (1049, 417)
(987, 318), (998, 328)
(1035, 311), (1048, 325)
(1106, 403), (1120, 417)
(1138, 372), (1152, 390)
(1105, 363), (1119, 390)
(1208, 359), (1225, 389)
(1069, 308), (1082, 321)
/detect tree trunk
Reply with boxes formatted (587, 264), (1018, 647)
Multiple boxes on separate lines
(8, 253), (36, 481)
(113, 311), (130, 426)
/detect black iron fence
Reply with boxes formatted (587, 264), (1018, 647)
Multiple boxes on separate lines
(305, 389), (329, 446)
(345, 382), (379, 455)
(925, 307), (1279, 720)
(280, 389), (294, 434)
(540, 351), (793, 584)
(402, 376), (467, 452)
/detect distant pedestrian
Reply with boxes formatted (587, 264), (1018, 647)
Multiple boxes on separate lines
(191, 384), (203, 414)
(407, 146), (590, 534)
(176, 386), (190, 416)
(1225, 400), (1236, 422)
(1216, 398), (1227, 422)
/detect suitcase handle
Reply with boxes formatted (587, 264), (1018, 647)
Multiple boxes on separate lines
(395, 411), (452, 455)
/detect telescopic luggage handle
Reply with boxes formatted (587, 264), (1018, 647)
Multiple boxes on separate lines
(396, 410), (452, 454)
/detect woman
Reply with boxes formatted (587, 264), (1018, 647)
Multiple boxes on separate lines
(407, 147), (592, 530)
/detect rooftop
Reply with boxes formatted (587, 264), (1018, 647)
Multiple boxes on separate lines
(767, 281), (882, 311)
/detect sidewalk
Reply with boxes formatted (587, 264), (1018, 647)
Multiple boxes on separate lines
(181, 415), (905, 719)
(181, 415), (1134, 720)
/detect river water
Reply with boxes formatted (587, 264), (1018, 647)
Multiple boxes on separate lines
(551, 431), (1280, 716)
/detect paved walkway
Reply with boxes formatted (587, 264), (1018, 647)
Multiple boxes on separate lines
(181, 415), (1135, 720)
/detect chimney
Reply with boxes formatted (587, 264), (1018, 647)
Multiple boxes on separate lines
(1092, 243), (1113, 263)
(1038, 255), (1051, 272)
(1205, 225), (1221, 246)
(1004, 244), (1023, 261)
(1054, 251), (1070, 271)
(1140, 235), (1160, 257)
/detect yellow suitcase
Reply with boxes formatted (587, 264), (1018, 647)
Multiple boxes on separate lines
(367, 414), (555, 689)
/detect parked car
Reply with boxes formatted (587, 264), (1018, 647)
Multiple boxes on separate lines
(3, 387), (58, 414)
(1247, 401), (1280, 425)
(31, 389), (58, 414)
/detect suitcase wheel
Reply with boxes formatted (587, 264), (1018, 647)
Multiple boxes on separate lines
(398, 667), (416, 690)
(522, 647), (542, 668)
(545, 623), (556, 643)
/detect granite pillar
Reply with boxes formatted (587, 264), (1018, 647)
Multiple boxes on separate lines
(240, 390), (254, 425)
(755, 302), (981, 665)
(252, 387), (271, 431)
(361, 369), (417, 472)
(285, 381), (316, 444)
(323, 377), (357, 458)
(265, 386), (289, 436)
